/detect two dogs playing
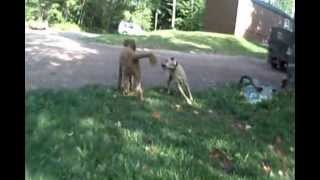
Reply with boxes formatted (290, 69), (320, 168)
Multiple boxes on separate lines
(118, 39), (193, 105)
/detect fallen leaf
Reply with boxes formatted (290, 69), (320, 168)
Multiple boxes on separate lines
(275, 136), (283, 145)
(261, 160), (272, 175)
(268, 144), (274, 151)
(142, 165), (150, 171)
(220, 159), (234, 173)
(193, 110), (199, 115)
(231, 121), (248, 133)
(208, 109), (213, 113)
(209, 148), (227, 161)
(115, 121), (122, 128)
(209, 148), (234, 173)
(274, 146), (286, 158)
(151, 111), (161, 120)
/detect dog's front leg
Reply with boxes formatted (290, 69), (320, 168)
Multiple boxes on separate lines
(118, 64), (123, 91)
(183, 82), (193, 101)
(177, 83), (192, 105)
(167, 75), (173, 94)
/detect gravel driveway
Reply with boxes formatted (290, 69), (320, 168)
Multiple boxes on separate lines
(25, 29), (284, 91)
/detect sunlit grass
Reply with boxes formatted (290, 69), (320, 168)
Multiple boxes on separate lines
(26, 85), (294, 179)
(51, 22), (82, 32)
(85, 30), (267, 59)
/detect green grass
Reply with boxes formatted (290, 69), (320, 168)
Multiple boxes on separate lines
(51, 22), (82, 32)
(26, 85), (294, 180)
(86, 30), (267, 59)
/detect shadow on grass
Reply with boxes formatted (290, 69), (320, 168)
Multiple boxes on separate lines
(26, 85), (294, 179)
(91, 30), (267, 59)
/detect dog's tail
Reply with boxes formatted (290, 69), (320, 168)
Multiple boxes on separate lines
(133, 53), (157, 66)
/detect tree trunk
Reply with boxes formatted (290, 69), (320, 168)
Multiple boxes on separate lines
(191, 0), (194, 12)
(154, 10), (158, 31)
(291, 0), (295, 17)
(171, 0), (176, 29)
(78, 0), (87, 26)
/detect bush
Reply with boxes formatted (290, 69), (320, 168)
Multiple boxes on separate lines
(26, 5), (41, 21)
(131, 6), (152, 31)
(51, 22), (81, 32)
(47, 3), (64, 24)
(175, 0), (205, 31)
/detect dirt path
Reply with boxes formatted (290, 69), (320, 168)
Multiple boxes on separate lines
(25, 29), (284, 91)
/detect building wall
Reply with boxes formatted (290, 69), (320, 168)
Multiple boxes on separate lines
(203, 0), (238, 34)
(204, 0), (293, 44)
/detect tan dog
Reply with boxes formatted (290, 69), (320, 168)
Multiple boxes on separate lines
(161, 57), (193, 105)
(118, 39), (157, 100)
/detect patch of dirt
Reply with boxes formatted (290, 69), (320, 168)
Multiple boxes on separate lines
(25, 30), (285, 91)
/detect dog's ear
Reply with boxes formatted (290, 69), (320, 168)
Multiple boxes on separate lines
(123, 39), (136, 51)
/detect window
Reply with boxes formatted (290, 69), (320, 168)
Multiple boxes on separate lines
(283, 18), (292, 31)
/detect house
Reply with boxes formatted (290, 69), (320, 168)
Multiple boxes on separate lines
(203, 0), (294, 44)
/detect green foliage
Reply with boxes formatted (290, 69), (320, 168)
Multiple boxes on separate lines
(175, 0), (205, 31)
(131, 4), (153, 31)
(51, 22), (81, 31)
(47, 3), (64, 24)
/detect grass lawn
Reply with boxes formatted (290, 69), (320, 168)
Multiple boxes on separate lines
(26, 85), (294, 180)
(86, 30), (268, 59)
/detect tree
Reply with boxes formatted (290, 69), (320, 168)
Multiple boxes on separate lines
(274, 0), (294, 15)
(171, 0), (176, 29)
(25, 0), (207, 32)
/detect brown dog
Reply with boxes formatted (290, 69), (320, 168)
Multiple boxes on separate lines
(118, 39), (157, 100)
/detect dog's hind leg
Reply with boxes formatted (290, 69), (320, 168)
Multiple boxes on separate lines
(177, 83), (192, 105)
(183, 82), (193, 101)
(132, 71), (144, 101)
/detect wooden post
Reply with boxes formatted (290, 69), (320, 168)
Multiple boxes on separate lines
(171, 0), (176, 29)
(191, 0), (194, 12)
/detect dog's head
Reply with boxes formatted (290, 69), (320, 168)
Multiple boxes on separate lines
(123, 39), (136, 51)
(161, 57), (178, 70)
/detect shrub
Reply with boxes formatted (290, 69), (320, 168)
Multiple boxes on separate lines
(51, 22), (81, 32)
